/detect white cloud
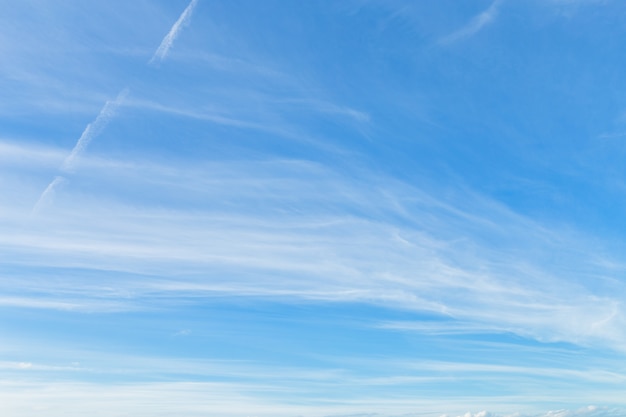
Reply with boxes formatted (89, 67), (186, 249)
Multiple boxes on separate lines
(31, 175), (66, 215)
(0, 378), (623, 417)
(439, 0), (501, 45)
(442, 408), (625, 417)
(60, 88), (129, 173)
(31, 88), (129, 213)
(3, 144), (626, 352)
(535, 407), (626, 417)
(124, 92), (369, 145)
(150, 0), (199, 64)
(0, 141), (66, 167)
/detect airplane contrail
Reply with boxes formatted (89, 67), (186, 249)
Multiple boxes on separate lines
(61, 88), (129, 173)
(32, 175), (67, 214)
(150, 0), (199, 64)
(32, 88), (129, 214)
(34, 0), (199, 213)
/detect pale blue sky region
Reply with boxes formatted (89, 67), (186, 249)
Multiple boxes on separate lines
(3, 1), (626, 416)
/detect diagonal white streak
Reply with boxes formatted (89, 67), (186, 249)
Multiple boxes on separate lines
(32, 0), (198, 213)
(60, 88), (129, 173)
(439, 0), (501, 45)
(32, 89), (129, 213)
(31, 175), (66, 214)
(150, 0), (199, 64)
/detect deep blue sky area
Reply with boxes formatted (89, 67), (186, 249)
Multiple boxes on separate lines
(3, 1), (626, 416)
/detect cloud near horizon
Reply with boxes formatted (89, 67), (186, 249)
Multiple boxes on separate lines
(3, 1), (626, 416)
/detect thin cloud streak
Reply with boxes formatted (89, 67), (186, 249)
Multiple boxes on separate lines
(0, 141), (66, 166)
(439, 0), (501, 45)
(31, 175), (66, 215)
(60, 88), (129, 173)
(125, 96), (368, 141)
(123, 97), (357, 155)
(7, 151), (626, 351)
(31, 89), (128, 213)
(150, 0), (199, 64)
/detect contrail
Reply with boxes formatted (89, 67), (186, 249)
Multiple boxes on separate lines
(150, 0), (199, 64)
(32, 175), (67, 214)
(61, 88), (129, 173)
(34, 0), (199, 213)
(32, 88), (129, 213)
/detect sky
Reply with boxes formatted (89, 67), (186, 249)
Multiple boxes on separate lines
(2, 0), (626, 416)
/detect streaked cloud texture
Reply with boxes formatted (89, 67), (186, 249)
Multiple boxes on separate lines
(3, 0), (626, 416)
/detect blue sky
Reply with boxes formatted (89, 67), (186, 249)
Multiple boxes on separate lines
(3, 0), (626, 416)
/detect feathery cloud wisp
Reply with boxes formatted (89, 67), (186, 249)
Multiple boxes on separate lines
(439, 0), (501, 45)
(150, 0), (199, 64)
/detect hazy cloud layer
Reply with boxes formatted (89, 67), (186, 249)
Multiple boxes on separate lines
(3, 1), (626, 416)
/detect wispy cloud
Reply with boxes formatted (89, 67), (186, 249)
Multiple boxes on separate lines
(60, 88), (129, 173)
(31, 89), (128, 213)
(7, 2), (626, 415)
(150, 0), (199, 64)
(439, 0), (501, 45)
(31, 175), (66, 215)
(125, 94), (368, 144)
(28, 0), (200, 214)
(7, 144), (626, 351)
(0, 377), (623, 417)
(274, 98), (370, 124)
(0, 141), (66, 171)
(1, 334), (625, 415)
